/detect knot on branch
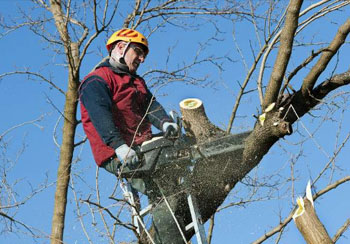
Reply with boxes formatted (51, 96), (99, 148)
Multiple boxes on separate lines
(257, 102), (293, 138)
(277, 120), (293, 136)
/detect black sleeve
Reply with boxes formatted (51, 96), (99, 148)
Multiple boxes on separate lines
(79, 75), (125, 149)
(145, 89), (172, 131)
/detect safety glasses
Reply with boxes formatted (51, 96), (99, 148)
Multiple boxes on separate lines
(129, 44), (147, 59)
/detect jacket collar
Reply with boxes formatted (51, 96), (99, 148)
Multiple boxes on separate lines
(96, 58), (141, 79)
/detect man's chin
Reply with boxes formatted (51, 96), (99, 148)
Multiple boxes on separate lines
(131, 65), (139, 73)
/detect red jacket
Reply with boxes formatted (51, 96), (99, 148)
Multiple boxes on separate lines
(79, 61), (170, 166)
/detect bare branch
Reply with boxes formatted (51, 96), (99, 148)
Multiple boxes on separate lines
(333, 218), (350, 243)
(0, 71), (65, 94)
(70, 176), (93, 244)
(279, 48), (325, 97)
(0, 115), (44, 140)
(0, 211), (36, 236)
(123, 0), (142, 28)
(257, 0), (349, 107)
(78, 0), (119, 66)
(207, 215), (215, 244)
(263, 0), (303, 109)
(81, 199), (135, 231)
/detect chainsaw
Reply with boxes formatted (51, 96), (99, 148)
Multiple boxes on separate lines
(119, 111), (250, 179)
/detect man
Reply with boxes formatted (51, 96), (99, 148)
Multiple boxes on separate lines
(79, 29), (188, 243)
(79, 28), (178, 176)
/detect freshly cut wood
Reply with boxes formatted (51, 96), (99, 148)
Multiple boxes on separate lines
(293, 182), (333, 244)
(178, 98), (247, 220)
(179, 98), (225, 142)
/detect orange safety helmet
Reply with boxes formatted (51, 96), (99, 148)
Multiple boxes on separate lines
(106, 28), (149, 54)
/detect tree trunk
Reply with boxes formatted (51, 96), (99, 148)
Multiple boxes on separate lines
(48, 0), (80, 242)
(50, 72), (79, 244)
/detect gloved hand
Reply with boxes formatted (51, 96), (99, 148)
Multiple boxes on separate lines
(162, 122), (179, 137)
(115, 144), (140, 169)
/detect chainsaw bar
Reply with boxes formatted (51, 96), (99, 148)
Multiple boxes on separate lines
(192, 131), (250, 161)
(119, 131), (251, 178)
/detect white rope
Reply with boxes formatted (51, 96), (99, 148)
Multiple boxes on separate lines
(134, 215), (155, 244)
(284, 104), (330, 159)
(160, 191), (188, 244)
(120, 181), (156, 244)
(121, 180), (189, 244)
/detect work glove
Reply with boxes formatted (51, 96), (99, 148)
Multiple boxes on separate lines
(115, 144), (140, 169)
(162, 122), (179, 137)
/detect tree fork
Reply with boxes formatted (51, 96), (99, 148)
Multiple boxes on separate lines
(178, 98), (293, 221)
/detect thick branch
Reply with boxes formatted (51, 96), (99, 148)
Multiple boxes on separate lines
(294, 198), (333, 244)
(49, 0), (69, 44)
(49, 0), (78, 75)
(284, 70), (350, 123)
(179, 98), (291, 222)
(263, 0), (303, 109)
(301, 18), (350, 97)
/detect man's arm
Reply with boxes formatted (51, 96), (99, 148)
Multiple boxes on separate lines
(79, 75), (125, 149)
(145, 92), (173, 131)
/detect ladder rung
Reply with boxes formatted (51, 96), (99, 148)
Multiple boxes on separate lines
(185, 222), (194, 231)
(139, 204), (153, 217)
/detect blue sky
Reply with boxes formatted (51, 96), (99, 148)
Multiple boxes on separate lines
(1, 1), (350, 243)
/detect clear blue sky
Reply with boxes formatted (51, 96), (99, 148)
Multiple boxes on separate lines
(1, 1), (350, 243)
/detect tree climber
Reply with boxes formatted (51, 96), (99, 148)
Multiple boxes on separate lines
(79, 28), (188, 243)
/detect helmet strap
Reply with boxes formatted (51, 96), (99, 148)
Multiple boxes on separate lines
(109, 42), (131, 72)
(121, 42), (131, 60)
(110, 41), (130, 65)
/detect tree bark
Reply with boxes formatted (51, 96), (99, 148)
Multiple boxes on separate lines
(294, 198), (333, 244)
(50, 82), (78, 244)
(176, 70), (350, 233)
(50, 50), (79, 243)
(49, 1), (80, 243)
(263, 0), (303, 109)
(175, 67), (350, 235)
(179, 98), (292, 221)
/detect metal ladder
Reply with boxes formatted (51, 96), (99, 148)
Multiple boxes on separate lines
(185, 192), (208, 244)
(122, 179), (208, 244)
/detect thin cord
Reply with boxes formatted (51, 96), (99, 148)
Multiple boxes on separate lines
(283, 104), (330, 159)
(160, 191), (188, 244)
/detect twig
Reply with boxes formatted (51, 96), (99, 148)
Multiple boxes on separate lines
(333, 218), (350, 243)
(207, 214), (215, 244)
(81, 198), (135, 231)
(0, 115), (44, 140)
(0, 71), (65, 94)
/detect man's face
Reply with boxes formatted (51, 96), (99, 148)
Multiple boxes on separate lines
(123, 43), (147, 73)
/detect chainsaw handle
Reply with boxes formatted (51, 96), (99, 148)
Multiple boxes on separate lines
(164, 125), (177, 138)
